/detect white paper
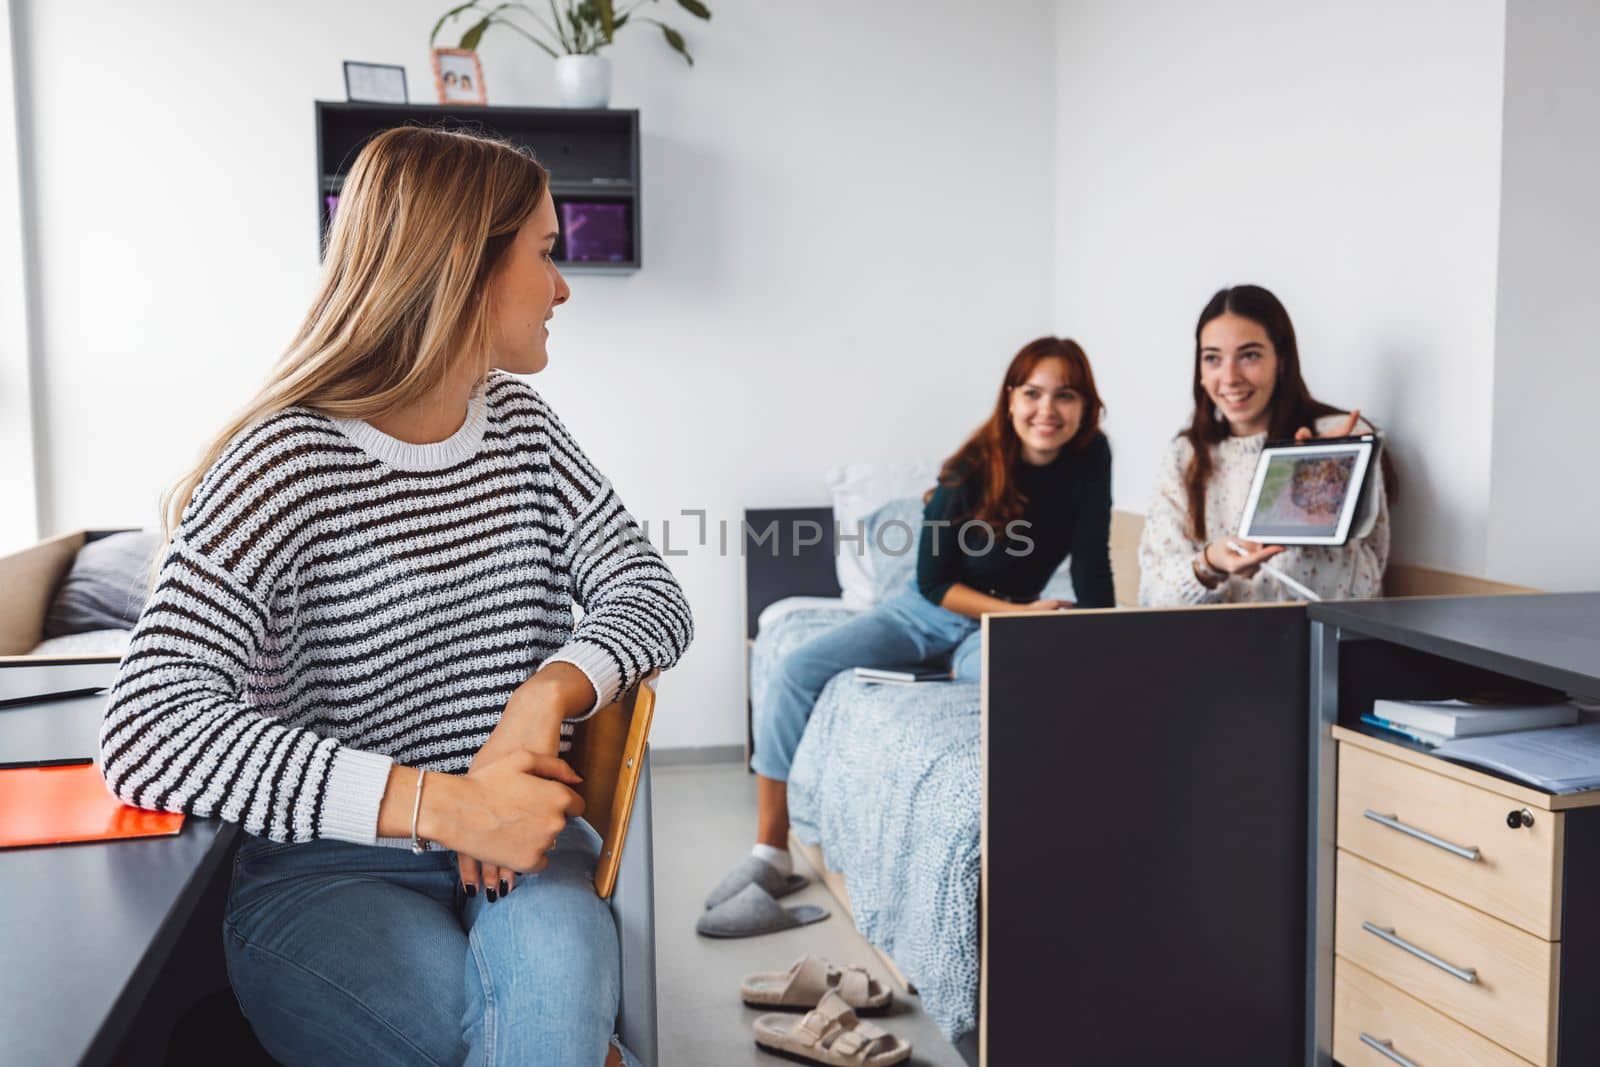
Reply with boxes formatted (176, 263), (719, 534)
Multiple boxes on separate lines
(1435, 723), (1600, 792)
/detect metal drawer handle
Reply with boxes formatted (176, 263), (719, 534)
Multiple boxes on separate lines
(1361, 1033), (1420, 1067)
(1362, 921), (1479, 984)
(1364, 810), (1481, 861)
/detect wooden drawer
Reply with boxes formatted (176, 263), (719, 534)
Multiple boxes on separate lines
(1338, 742), (1562, 939)
(1335, 957), (1532, 1066)
(1336, 850), (1557, 1065)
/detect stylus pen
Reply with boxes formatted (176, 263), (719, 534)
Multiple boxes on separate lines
(1225, 541), (1323, 602)
(0, 757), (94, 771)
(1260, 564), (1322, 602)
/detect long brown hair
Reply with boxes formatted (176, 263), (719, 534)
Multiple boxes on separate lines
(1180, 285), (1394, 539)
(937, 337), (1105, 526)
(156, 126), (549, 568)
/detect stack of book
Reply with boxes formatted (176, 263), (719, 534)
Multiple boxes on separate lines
(1361, 698), (1578, 748)
(1362, 698), (1600, 793)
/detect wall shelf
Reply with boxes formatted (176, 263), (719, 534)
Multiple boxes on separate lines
(313, 102), (642, 272)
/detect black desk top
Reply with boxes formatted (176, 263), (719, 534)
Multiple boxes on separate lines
(0, 693), (236, 1066)
(1310, 592), (1600, 696)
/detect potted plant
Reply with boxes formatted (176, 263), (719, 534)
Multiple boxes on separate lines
(430, 0), (712, 109)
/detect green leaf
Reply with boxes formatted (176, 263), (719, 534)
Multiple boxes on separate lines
(430, 1), (482, 46)
(613, 12), (629, 29)
(598, 0), (616, 40)
(676, 0), (710, 20)
(659, 22), (692, 64)
(460, 15), (492, 50)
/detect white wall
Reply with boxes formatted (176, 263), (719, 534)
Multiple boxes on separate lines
(1052, 0), (1508, 576)
(0, 0), (39, 551)
(1485, 0), (1600, 591)
(14, 0), (1057, 749)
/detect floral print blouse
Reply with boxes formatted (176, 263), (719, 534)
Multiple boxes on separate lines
(1137, 414), (1390, 606)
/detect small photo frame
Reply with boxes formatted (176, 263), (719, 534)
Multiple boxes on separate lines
(343, 61), (408, 104)
(560, 201), (634, 263)
(432, 48), (487, 106)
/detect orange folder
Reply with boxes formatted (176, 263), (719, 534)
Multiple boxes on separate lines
(0, 763), (184, 848)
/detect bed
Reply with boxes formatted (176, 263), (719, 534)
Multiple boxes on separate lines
(741, 488), (1119, 1043)
(750, 595), (983, 1039)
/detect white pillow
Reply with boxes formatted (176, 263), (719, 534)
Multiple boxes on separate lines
(826, 461), (941, 609)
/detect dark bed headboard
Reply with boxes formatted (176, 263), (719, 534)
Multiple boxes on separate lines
(742, 507), (841, 639)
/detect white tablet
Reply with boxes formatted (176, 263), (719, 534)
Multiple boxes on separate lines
(1239, 435), (1377, 546)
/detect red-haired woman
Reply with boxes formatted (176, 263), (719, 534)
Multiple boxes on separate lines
(701, 338), (1113, 933)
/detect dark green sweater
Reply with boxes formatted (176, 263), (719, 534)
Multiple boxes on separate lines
(916, 433), (1114, 609)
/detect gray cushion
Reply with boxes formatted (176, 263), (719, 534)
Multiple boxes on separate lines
(862, 496), (925, 603)
(42, 531), (160, 638)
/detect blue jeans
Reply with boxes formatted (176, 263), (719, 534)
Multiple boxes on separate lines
(751, 586), (981, 781)
(224, 821), (633, 1067)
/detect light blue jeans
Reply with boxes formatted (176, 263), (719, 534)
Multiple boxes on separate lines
(224, 821), (635, 1067)
(751, 586), (981, 781)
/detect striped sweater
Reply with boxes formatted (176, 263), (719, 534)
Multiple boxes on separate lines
(99, 373), (693, 846)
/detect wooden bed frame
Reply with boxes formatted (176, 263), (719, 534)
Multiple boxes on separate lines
(742, 504), (1535, 1057)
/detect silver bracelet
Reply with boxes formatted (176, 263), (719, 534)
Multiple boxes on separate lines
(410, 769), (432, 854)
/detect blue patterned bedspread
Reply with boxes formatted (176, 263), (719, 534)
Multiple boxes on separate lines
(751, 604), (981, 1041)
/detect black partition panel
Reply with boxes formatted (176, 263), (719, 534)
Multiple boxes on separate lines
(985, 606), (1309, 1065)
(742, 507), (839, 639)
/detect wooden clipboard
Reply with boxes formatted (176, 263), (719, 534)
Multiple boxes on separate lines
(565, 670), (658, 899)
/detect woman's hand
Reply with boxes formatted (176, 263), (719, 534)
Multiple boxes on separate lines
(1200, 537), (1284, 583)
(1022, 598), (1073, 612)
(1295, 409), (1363, 442)
(428, 751), (585, 885)
(459, 665), (596, 898)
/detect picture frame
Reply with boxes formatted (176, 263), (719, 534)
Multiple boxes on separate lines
(431, 48), (487, 106)
(342, 61), (408, 105)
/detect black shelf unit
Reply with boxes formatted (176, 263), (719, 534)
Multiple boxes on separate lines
(313, 101), (641, 271)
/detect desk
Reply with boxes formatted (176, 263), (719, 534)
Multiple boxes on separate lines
(0, 692), (237, 1066)
(1306, 593), (1600, 1066)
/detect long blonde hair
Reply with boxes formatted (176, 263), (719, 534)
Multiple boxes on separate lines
(159, 126), (549, 552)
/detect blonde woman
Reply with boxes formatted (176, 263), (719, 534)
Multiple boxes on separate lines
(98, 128), (692, 1066)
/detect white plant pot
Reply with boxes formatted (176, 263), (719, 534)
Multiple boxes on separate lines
(555, 55), (612, 109)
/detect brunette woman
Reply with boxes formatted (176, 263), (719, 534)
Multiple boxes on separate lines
(1137, 284), (1390, 605)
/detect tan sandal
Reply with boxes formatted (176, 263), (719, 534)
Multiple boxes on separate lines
(753, 991), (912, 1066)
(742, 955), (893, 1015)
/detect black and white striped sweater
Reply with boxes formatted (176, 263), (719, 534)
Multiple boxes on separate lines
(99, 373), (693, 845)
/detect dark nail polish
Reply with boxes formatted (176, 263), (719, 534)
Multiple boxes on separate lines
(499, 879), (509, 897)
(485, 887), (498, 903)
(464, 883), (477, 898)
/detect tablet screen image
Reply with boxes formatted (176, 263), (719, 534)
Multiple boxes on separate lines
(1239, 438), (1375, 545)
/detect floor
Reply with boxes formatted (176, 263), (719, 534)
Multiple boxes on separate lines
(653, 760), (974, 1067)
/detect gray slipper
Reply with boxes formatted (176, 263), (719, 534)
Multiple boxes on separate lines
(705, 854), (809, 911)
(696, 883), (828, 939)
